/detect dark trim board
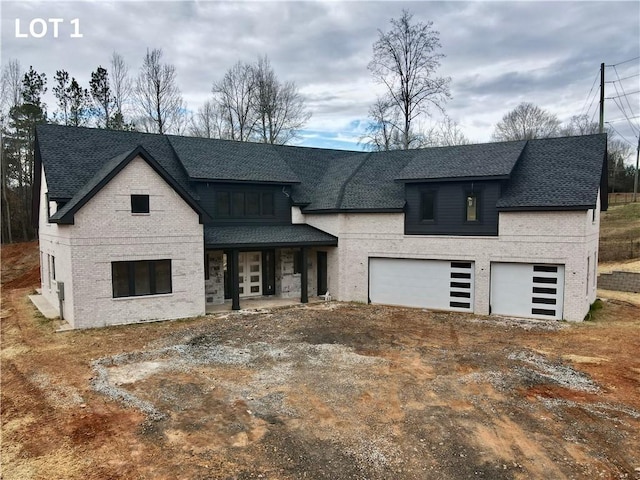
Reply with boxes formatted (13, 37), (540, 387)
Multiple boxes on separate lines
(205, 240), (338, 250)
(396, 175), (510, 184)
(301, 208), (405, 214)
(496, 205), (593, 212)
(191, 177), (300, 185)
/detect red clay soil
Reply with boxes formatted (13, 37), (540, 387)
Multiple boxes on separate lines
(2, 241), (640, 480)
(1, 240), (40, 290)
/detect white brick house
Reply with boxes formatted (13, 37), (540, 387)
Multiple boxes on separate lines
(34, 125), (607, 328)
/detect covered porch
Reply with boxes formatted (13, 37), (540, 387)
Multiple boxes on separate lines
(204, 224), (338, 311)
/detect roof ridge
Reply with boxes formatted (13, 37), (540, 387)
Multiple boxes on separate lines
(334, 152), (372, 209)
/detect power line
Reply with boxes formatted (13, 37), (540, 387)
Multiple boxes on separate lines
(580, 70), (600, 117)
(607, 115), (640, 123)
(606, 56), (640, 67)
(612, 97), (640, 135)
(605, 122), (638, 147)
(614, 65), (639, 121)
(605, 73), (640, 83)
(605, 90), (640, 100)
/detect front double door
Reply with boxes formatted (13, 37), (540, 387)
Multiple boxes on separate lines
(238, 252), (262, 297)
(236, 250), (276, 297)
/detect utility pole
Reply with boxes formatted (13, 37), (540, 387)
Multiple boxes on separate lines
(599, 62), (605, 134)
(634, 136), (639, 203)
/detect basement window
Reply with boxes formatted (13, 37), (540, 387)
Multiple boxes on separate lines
(112, 259), (172, 298)
(131, 194), (150, 214)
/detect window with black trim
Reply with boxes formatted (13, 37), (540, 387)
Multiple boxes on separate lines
(420, 191), (435, 221)
(465, 193), (478, 222)
(215, 190), (275, 218)
(50, 255), (56, 282)
(216, 192), (230, 217)
(112, 259), (172, 298)
(131, 194), (150, 214)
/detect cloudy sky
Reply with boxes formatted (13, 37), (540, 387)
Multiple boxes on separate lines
(2, 0), (639, 157)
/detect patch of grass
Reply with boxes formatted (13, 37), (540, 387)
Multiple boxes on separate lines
(599, 203), (640, 261)
(584, 298), (604, 321)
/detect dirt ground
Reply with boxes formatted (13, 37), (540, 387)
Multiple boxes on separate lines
(2, 244), (640, 480)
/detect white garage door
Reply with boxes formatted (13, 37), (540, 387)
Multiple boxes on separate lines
(369, 258), (474, 312)
(490, 263), (564, 320)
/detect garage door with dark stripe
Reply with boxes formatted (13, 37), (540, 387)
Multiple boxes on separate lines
(369, 258), (474, 312)
(490, 263), (564, 320)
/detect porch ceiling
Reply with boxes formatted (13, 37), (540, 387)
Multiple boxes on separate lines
(204, 224), (338, 250)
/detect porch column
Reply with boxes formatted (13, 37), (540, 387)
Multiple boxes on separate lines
(229, 249), (240, 310)
(300, 246), (308, 304)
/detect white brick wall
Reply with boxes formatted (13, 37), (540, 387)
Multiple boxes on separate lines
(301, 200), (600, 321)
(39, 157), (204, 328)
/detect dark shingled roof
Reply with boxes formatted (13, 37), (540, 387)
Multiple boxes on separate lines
(48, 145), (207, 224)
(168, 135), (300, 184)
(36, 125), (607, 219)
(396, 140), (527, 181)
(496, 134), (607, 210)
(36, 124), (195, 201)
(204, 224), (338, 249)
(50, 147), (137, 222)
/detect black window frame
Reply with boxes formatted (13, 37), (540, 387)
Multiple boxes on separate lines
(215, 189), (276, 219)
(131, 194), (150, 214)
(112, 259), (172, 298)
(215, 192), (231, 217)
(420, 190), (436, 222)
(464, 191), (480, 223)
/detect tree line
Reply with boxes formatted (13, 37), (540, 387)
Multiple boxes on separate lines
(1, 9), (635, 244)
(361, 10), (635, 193)
(0, 49), (311, 243)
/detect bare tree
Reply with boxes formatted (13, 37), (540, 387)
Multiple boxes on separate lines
(1, 60), (23, 117)
(1, 59), (23, 243)
(212, 61), (256, 142)
(427, 116), (471, 146)
(110, 52), (133, 130)
(492, 102), (560, 141)
(189, 100), (227, 138)
(360, 97), (402, 151)
(368, 9), (451, 150)
(252, 56), (310, 144)
(134, 48), (185, 134)
(560, 114), (599, 136)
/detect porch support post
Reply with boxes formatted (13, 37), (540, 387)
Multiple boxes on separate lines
(300, 246), (308, 304)
(230, 249), (240, 310)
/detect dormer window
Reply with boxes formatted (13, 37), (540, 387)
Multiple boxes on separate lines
(131, 194), (149, 214)
(420, 191), (435, 222)
(466, 194), (478, 222)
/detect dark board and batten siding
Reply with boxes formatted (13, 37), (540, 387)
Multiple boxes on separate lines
(196, 183), (292, 226)
(404, 182), (501, 236)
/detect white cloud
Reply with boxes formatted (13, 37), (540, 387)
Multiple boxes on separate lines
(1, 0), (638, 150)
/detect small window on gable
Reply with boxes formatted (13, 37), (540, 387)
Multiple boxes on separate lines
(131, 194), (149, 214)
(466, 194), (478, 222)
(420, 191), (435, 221)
